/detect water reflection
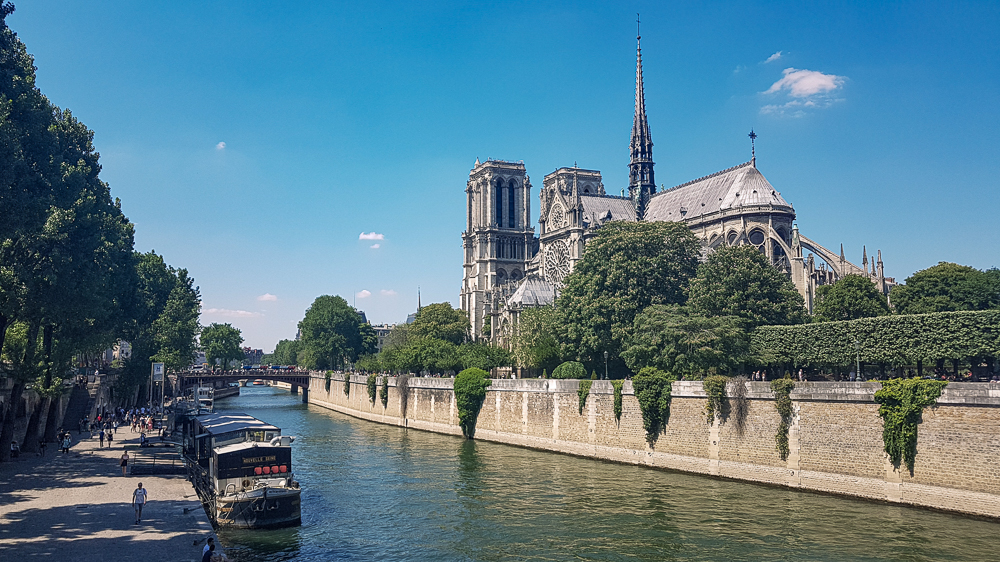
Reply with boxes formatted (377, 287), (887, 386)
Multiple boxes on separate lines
(214, 387), (999, 562)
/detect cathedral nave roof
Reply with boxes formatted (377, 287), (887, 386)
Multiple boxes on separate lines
(644, 161), (793, 222)
(579, 195), (637, 227)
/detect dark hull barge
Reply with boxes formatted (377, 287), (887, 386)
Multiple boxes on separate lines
(180, 412), (301, 529)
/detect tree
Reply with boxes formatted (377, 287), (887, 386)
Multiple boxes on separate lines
(269, 339), (301, 366)
(151, 269), (201, 371)
(409, 302), (470, 344)
(509, 305), (561, 373)
(555, 221), (701, 375)
(814, 274), (891, 322)
(201, 323), (245, 370)
(688, 244), (807, 329)
(890, 262), (1000, 315)
(622, 305), (748, 378)
(551, 361), (586, 379)
(458, 342), (511, 372)
(297, 295), (373, 370)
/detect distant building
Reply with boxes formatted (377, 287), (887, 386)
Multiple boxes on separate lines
(371, 324), (394, 351)
(243, 347), (264, 365)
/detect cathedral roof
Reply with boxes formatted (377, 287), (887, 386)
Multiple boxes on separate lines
(506, 275), (556, 308)
(644, 161), (793, 222)
(580, 195), (637, 227)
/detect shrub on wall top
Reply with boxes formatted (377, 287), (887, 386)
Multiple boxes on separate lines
(551, 361), (586, 379)
(454, 368), (492, 438)
(632, 366), (675, 445)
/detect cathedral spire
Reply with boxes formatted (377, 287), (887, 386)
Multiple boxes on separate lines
(629, 14), (655, 218)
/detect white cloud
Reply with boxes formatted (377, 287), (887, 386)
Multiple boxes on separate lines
(765, 67), (844, 98)
(216, 141), (226, 151)
(356, 290), (372, 299)
(761, 67), (846, 116)
(204, 308), (261, 318)
(256, 293), (278, 302)
(764, 51), (783, 63)
(359, 232), (384, 240)
(370, 243), (380, 249)
(380, 289), (397, 296)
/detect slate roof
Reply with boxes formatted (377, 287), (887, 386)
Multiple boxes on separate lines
(196, 413), (279, 436)
(644, 161), (793, 222)
(506, 275), (556, 308)
(580, 195), (636, 227)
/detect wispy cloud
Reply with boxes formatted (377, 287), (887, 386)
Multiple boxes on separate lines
(761, 67), (846, 116)
(370, 243), (380, 249)
(359, 232), (384, 240)
(204, 308), (261, 318)
(256, 293), (278, 302)
(379, 289), (397, 296)
(764, 51), (783, 64)
(356, 290), (372, 299)
(216, 141), (226, 151)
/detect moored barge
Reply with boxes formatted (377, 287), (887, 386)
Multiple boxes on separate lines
(179, 412), (301, 529)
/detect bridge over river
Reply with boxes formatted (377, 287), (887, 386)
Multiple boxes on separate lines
(174, 370), (312, 402)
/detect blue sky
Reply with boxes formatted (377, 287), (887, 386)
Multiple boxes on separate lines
(9, 1), (1000, 350)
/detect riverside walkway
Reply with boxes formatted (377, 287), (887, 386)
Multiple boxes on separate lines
(0, 428), (216, 561)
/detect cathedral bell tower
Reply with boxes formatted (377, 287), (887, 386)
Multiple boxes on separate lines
(628, 27), (655, 220)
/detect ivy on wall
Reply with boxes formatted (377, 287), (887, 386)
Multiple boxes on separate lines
(343, 372), (351, 396)
(379, 375), (389, 409)
(324, 371), (332, 393)
(873, 378), (948, 474)
(610, 380), (624, 424)
(632, 367), (674, 445)
(750, 310), (1000, 366)
(454, 368), (492, 438)
(577, 380), (593, 415)
(397, 374), (410, 417)
(770, 378), (795, 461)
(703, 375), (728, 424)
(367, 373), (377, 405)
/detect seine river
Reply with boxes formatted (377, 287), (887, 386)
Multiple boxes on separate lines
(215, 386), (998, 561)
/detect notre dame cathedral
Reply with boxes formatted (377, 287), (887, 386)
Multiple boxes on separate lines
(460, 32), (894, 343)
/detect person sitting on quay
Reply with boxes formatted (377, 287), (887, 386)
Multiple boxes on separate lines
(10, 440), (20, 459)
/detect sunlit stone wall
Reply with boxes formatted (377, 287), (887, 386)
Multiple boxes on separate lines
(305, 374), (1000, 519)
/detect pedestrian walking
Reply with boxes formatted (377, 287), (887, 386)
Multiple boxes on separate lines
(98, 430), (104, 448)
(132, 482), (148, 524)
(61, 433), (71, 453)
(107, 429), (113, 447)
(120, 451), (129, 476)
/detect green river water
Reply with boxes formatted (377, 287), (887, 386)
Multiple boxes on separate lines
(214, 386), (998, 561)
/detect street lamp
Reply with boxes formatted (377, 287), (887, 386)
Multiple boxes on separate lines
(604, 351), (609, 380)
(854, 339), (861, 382)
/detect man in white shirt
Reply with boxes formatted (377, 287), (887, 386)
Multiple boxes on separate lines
(132, 482), (148, 524)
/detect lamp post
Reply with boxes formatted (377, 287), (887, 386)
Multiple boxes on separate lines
(854, 339), (861, 382)
(604, 351), (609, 380)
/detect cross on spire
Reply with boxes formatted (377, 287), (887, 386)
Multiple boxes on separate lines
(637, 13), (641, 38)
(748, 130), (757, 166)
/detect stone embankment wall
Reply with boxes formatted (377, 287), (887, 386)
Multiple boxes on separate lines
(305, 374), (1000, 519)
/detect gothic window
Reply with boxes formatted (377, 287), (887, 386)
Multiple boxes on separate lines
(495, 178), (504, 227)
(544, 241), (572, 285)
(511, 269), (522, 281)
(727, 231), (739, 245)
(496, 268), (507, 286)
(748, 229), (765, 246)
(508, 179), (517, 228)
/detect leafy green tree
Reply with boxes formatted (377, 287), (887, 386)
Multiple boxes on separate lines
(551, 360), (586, 379)
(297, 295), (374, 370)
(409, 302), (470, 344)
(201, 323), (245, 370)
(556, 221), (701, 375)
(622, 305), (747, 378)
(688, 244), (806, 329)
(509, 305), (561, 373)
(890, 262), (1000, 314)
(269, 339), (301, 366)
(410, 337), (461, 374)
(814, 274), (891, 322)
(458, 342), (511, 371)
(151, 269), (201, 371)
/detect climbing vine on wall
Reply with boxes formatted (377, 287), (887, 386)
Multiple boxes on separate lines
(873, 378), (947, 473)
(703, 375), (728, 424)
(379, 375), (389, 409)
(770, 379), (795, 461)
(577, 380), (593, 415)
(397, 374), (410, 418)
(729, 375), (749, 436)
(632, 367), (674, 445)
(324, 371), (332, 392)
(367, 373), (378, 405)
(610, 380), (624, 424)
(454, 368), (492, 438)
(343, 372), (351, 396)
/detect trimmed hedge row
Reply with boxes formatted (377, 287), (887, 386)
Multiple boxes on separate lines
(750, 310), (1000, 366)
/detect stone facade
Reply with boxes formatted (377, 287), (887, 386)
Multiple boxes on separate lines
(306, 374), (1000, 520)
